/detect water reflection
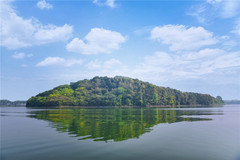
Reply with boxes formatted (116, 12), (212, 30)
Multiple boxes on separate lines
(29, 108), (221, 142)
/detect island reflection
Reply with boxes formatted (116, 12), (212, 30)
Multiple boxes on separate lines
(29, 107), (219, 142)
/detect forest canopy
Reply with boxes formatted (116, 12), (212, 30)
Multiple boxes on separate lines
(26, 76), (224, 107)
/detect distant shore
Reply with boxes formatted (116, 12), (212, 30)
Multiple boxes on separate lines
(0, 100), (26, 107)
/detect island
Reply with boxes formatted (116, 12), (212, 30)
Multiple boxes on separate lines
(26, 76), (224, 107)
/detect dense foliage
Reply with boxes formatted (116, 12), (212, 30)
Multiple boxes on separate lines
(26, 76), (224, 107)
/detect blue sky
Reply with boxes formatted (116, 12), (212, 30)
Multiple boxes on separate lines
(1, 0), (240, 100)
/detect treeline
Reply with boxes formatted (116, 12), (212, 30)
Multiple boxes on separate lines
(224, 100), (240, 104)
(0, 99), (26, 106)
(26, 76), (224, 107)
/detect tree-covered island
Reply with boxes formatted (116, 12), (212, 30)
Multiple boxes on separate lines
(26, 76), (224, 107)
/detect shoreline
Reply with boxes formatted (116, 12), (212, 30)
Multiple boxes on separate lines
(24, 104), (224, 109)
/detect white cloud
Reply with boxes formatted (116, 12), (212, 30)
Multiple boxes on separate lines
(37, 0), (53, 10)
(54, 58), (126, 82)
(0, 0), (73, 50)
(37, 57), (64, 66)
(134, 49), (240, 80)
(106, 0), (115, 8)
(85, 60), (102, 70)
(12, 52), (25, 59)
(45, 48), (240, 94)
(103, 58), (121, 68)
(33, 24), (73, 44)
(12, 52), (33, 59)
(151, 25), (217, 51)
(93, 0), (116, 8)
(207, 0), (240, 18)
(66, 28), (126, 55)
(223, 40), (238, 48)
(232, 19), (240, 36)
(86, 58), (122, 70)
(56, 48), (240, 88)
(21, 64), (28, 67)
(27, 53), (33, 57)
(134, 26), (154, 36)
(188, 0), (240, 23)
(187, 4), (209, 24)
(36, 57), (83, 67)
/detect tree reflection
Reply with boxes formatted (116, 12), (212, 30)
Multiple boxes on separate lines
(29, 108), (216, 142)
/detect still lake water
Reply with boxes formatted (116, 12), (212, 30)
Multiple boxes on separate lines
(1, 105), (240, 160)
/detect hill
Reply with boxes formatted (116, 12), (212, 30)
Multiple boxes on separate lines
(26, 76), (224, 107)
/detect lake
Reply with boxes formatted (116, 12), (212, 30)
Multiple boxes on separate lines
(1, 105), (240, 160)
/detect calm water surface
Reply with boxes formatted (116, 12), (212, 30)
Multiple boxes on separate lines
(1, 105), (240, 160)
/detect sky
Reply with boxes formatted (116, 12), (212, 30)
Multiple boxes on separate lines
(1, 0), (240, 101)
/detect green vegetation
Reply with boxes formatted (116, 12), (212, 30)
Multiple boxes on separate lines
(29, 108), (213, 142)
(26, 76), (224, 107)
